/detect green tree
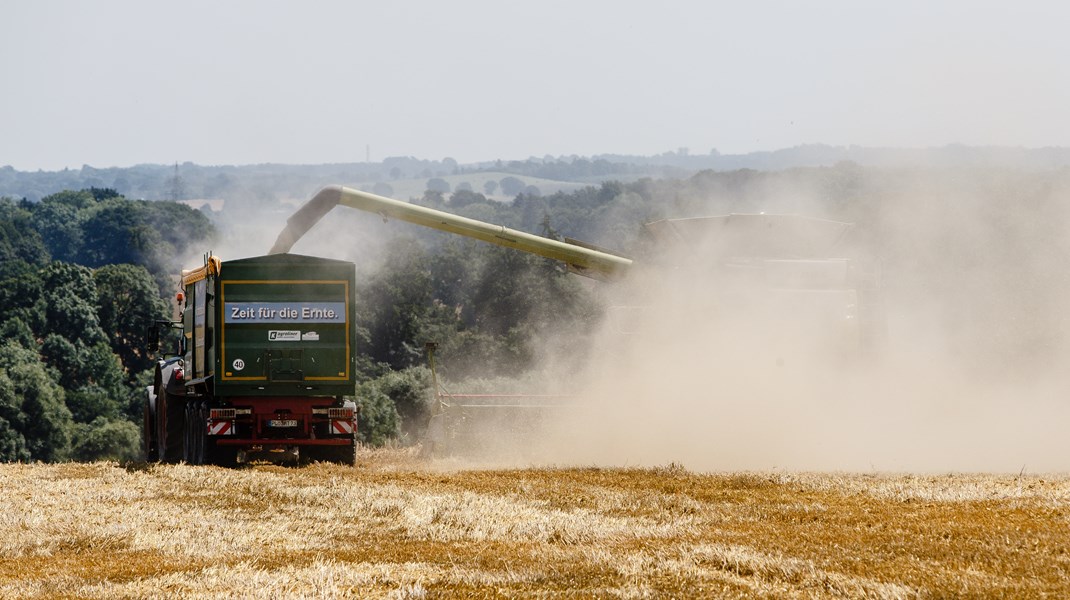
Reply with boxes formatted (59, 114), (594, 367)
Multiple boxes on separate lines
(88, 187), (121, 201)
(357, 238), (441, 369)
(499, 176), (525, 196)
(40, 262), (107, 347)
(39, 335), (123, 422)
(38, 189), (96, 210)
(65, 385), (121, 424)
(141, 200), (215, 265)
(0, 198), (49, 265)
(426, 178), (451, 194)
(94, 263), (169, 374)
(69, 417), (141, 462)
(0, 342), (73, 462)
(448, 189), (488, 208)
(418, 190), (446, 208)
(0, 319), (35, 350)
(0, 375), (31, 462)
(35, 262), (127, 431)
(368, 367), (432, 443)
(31, 196), (86, 262)
(351, 385), (399, 447)
(79, 201), (161, 268)
(30, 190), (215, 295)
(0, 259), (46, 336)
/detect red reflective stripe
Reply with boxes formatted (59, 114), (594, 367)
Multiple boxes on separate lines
(207, 421), (233, 436)
(330, 420), (354, 435)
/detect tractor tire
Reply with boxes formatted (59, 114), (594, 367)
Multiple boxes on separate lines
(157, 389), (185, 463)
(143, 393), (158, 462)
(194, 402), (206, 465)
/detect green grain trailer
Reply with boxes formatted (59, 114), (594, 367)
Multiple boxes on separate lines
(144, 253), (358, 465)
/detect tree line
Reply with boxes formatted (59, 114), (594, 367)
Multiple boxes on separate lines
(0, 189), (213, 461)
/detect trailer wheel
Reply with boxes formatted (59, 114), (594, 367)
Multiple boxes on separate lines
(183, 400), (208, 465)
(323, 438), (358, 466)
(205, 440), (238, 468)
(302, 440), (355, 466)
(342, 440), (357, 466)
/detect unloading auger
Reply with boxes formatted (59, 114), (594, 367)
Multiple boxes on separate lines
(269, 185), (633, 281)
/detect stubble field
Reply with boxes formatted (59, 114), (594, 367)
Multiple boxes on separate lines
(1, 450), (1068, 599)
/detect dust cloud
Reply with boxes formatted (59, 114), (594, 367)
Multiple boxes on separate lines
(204, 190), (402, 273)
(526, 169), (1070, 473)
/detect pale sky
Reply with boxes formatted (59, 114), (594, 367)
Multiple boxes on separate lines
(2, 0), (1069, 171)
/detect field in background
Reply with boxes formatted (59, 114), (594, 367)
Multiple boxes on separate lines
(1, 451), (1068, 598)
(368, 172), (590, 203)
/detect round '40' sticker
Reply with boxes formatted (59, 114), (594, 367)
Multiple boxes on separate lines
(232, 359), (245, 371)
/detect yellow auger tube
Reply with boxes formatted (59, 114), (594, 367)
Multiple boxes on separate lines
(270, 185), (632, 281)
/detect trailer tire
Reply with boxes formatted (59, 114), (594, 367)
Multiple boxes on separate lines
(320, 438), (357, 466)
(183, 400), (208, 465)
(205, 440), (238, 468)
(303, 440), (355, 466)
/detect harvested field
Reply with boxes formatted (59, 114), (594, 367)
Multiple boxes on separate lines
(1, 450), (1068, 598)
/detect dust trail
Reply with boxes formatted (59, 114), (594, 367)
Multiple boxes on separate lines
(531, 169), (1070, 473)
(542, 280), (1070, 472)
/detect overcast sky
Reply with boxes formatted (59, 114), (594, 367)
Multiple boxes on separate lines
(2, 0), (1069, 171)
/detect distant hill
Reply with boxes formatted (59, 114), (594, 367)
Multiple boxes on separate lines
(5, 145), (1070, 203)
(589, 144), (1070, 171)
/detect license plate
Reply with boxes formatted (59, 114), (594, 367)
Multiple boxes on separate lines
(268, 419), (298, 428)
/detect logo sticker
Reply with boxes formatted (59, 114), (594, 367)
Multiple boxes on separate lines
(232, 359), (245, 371)
(268, 330), (301, 341)
(301, 331), (320, 341)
